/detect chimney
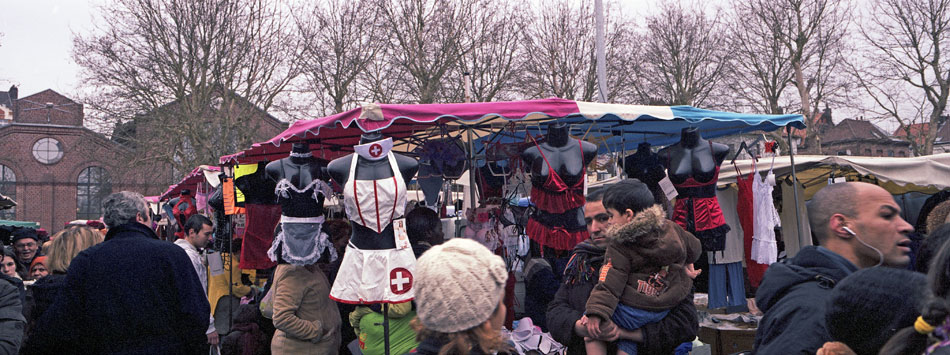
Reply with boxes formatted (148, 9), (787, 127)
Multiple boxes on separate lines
(8, 86), (17, 100)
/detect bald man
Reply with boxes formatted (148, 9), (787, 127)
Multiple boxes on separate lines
(752, 182), (914, 354)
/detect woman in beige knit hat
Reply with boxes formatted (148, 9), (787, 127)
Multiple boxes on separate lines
(412, 238), (512, 354)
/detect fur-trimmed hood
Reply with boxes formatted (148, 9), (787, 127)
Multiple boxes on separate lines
(607, 205), (667, 247)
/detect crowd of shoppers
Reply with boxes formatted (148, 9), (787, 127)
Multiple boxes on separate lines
(3, 178), (950, 354)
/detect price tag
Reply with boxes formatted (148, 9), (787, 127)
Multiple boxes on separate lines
(659, 173), (679, 202)
(393, 219), (411, 250)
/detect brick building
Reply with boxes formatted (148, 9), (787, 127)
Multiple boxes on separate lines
(893, 122), (950, 154)
(794, 108), (912, 157)
(0, 87), (153, 229)
(0, 86), (288, 230)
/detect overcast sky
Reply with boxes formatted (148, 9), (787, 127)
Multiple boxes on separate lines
(1, 1), (884, 130)
(0, 0), (101, 97)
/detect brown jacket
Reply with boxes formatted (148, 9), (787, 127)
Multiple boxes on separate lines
(586, 205), (702, 318)
(271, 264), (342, 355)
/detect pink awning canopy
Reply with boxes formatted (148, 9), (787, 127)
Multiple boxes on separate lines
(219, 98), (579, 164)
(159, 165), (221, 201)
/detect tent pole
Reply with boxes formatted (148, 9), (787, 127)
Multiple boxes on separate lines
(786, 126), (804, 245)
(468, 126), (477, 213)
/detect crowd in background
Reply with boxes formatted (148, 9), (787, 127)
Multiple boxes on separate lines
(3, 179), (950, 354)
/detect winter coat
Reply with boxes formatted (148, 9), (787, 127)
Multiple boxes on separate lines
(27, 222), (210, 355)
(20, 272), (65, 352)
(753, 246), (857, 354)
(0, 274), (25, 354)
(270, 264), (341, 355)
(586, 205), (702, 318)
(547, 242), (699, 355)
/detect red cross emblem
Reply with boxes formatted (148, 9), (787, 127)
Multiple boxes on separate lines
(389, 267), (413, 294)
(369, 143), (383, 158)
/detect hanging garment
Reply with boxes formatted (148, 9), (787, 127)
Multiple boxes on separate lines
(416, 163), (444, 209)
(331, 149), (416, 304)
(670, 165), (730, 252)
(707, 262), (746, 309)
(195, 190), (210, 212)
(172, 195), (198, 238)
(529, 139), (587, 214)
(752, 170), (781, 264)
(267, 215), (337, 266)
(239, 204), (281, 269)
(526, 209), (589, 252)
(476, 164), (506, 201)
(780, 180), (813, 257)
(274, 177), (332, 217)
(708, 187), (744, 265)
(736, 165), (769, 288)
(329, 245), (417, 304)
(342, 151), (407, 234)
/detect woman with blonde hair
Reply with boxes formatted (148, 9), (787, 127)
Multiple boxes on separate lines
(22, 225), (103, 352)
(412, 238), (512, 355)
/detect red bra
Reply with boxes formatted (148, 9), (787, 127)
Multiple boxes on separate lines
(530, 139), (586, 214)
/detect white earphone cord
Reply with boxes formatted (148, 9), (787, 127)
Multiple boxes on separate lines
(846, 227), (884, 267)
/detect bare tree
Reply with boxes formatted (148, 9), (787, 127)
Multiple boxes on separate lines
(725, 3), (795, 115)
(639, 2), (729, 107)
(450, 1), (527, 102)
(297, 0), (384, 114)
(74, 0), (302, 185)
(851, 0), (950, 156)
(519, 0), (639, 102)
(374, 0), (486, 104)
(736, 0), (851, 153)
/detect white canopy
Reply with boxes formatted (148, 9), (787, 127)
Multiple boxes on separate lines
(718, 153), (950, 198)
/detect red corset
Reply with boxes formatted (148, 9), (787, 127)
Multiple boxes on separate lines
(530, 139), (586, 214)
(670, 166), (729, 251)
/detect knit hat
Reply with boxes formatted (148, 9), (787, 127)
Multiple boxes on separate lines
(30, 256), (47, 272)
(825, 267), (927, 355)
(414, 238), (508, 333)
(11, 228), (38, 243)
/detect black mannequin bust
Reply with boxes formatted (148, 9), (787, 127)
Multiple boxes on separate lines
(521, 122), (598, 187)
(327, 132), (419, 250)
(657, 127), (730, 184)
(521, 122), (597, 256)
(622, 142), (666, 185)
(265, 143), (331, 218)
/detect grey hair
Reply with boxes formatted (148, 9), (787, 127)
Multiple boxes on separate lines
(102, 191), (148, 228)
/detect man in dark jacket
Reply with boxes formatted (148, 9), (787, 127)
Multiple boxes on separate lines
(753, 182), (915, 354)
(29, 191), (210, 354)
(546, 186), (699, 354)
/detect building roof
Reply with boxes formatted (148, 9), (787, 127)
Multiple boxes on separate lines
(891, 122), (950, 147)
(822, 118), (893, 143)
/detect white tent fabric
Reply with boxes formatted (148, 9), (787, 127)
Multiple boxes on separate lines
(719, 154), (950, 196)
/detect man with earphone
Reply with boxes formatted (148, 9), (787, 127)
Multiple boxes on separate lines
(753, 182), (914, 355)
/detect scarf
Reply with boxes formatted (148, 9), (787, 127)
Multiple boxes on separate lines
(562, 239), (606, 285)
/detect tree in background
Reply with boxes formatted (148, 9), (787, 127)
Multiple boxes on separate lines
(851, 0), (950, 156)
(74, 0), (303, 186)
(296, 0), (385, 116)
(729, 0), (852, 154)
(639, 2), (729, 107)
(519, 0), (639, 102)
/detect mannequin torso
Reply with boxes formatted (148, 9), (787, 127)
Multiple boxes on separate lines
(265, 143), (331, 218)
(521, 122), (597, 253)
(657, 128), (730, 184)
(521, 123), (598, 188)
(327, 133), (419, 250)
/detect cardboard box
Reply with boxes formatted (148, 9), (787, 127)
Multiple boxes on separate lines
(698, 326), (756, 355)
